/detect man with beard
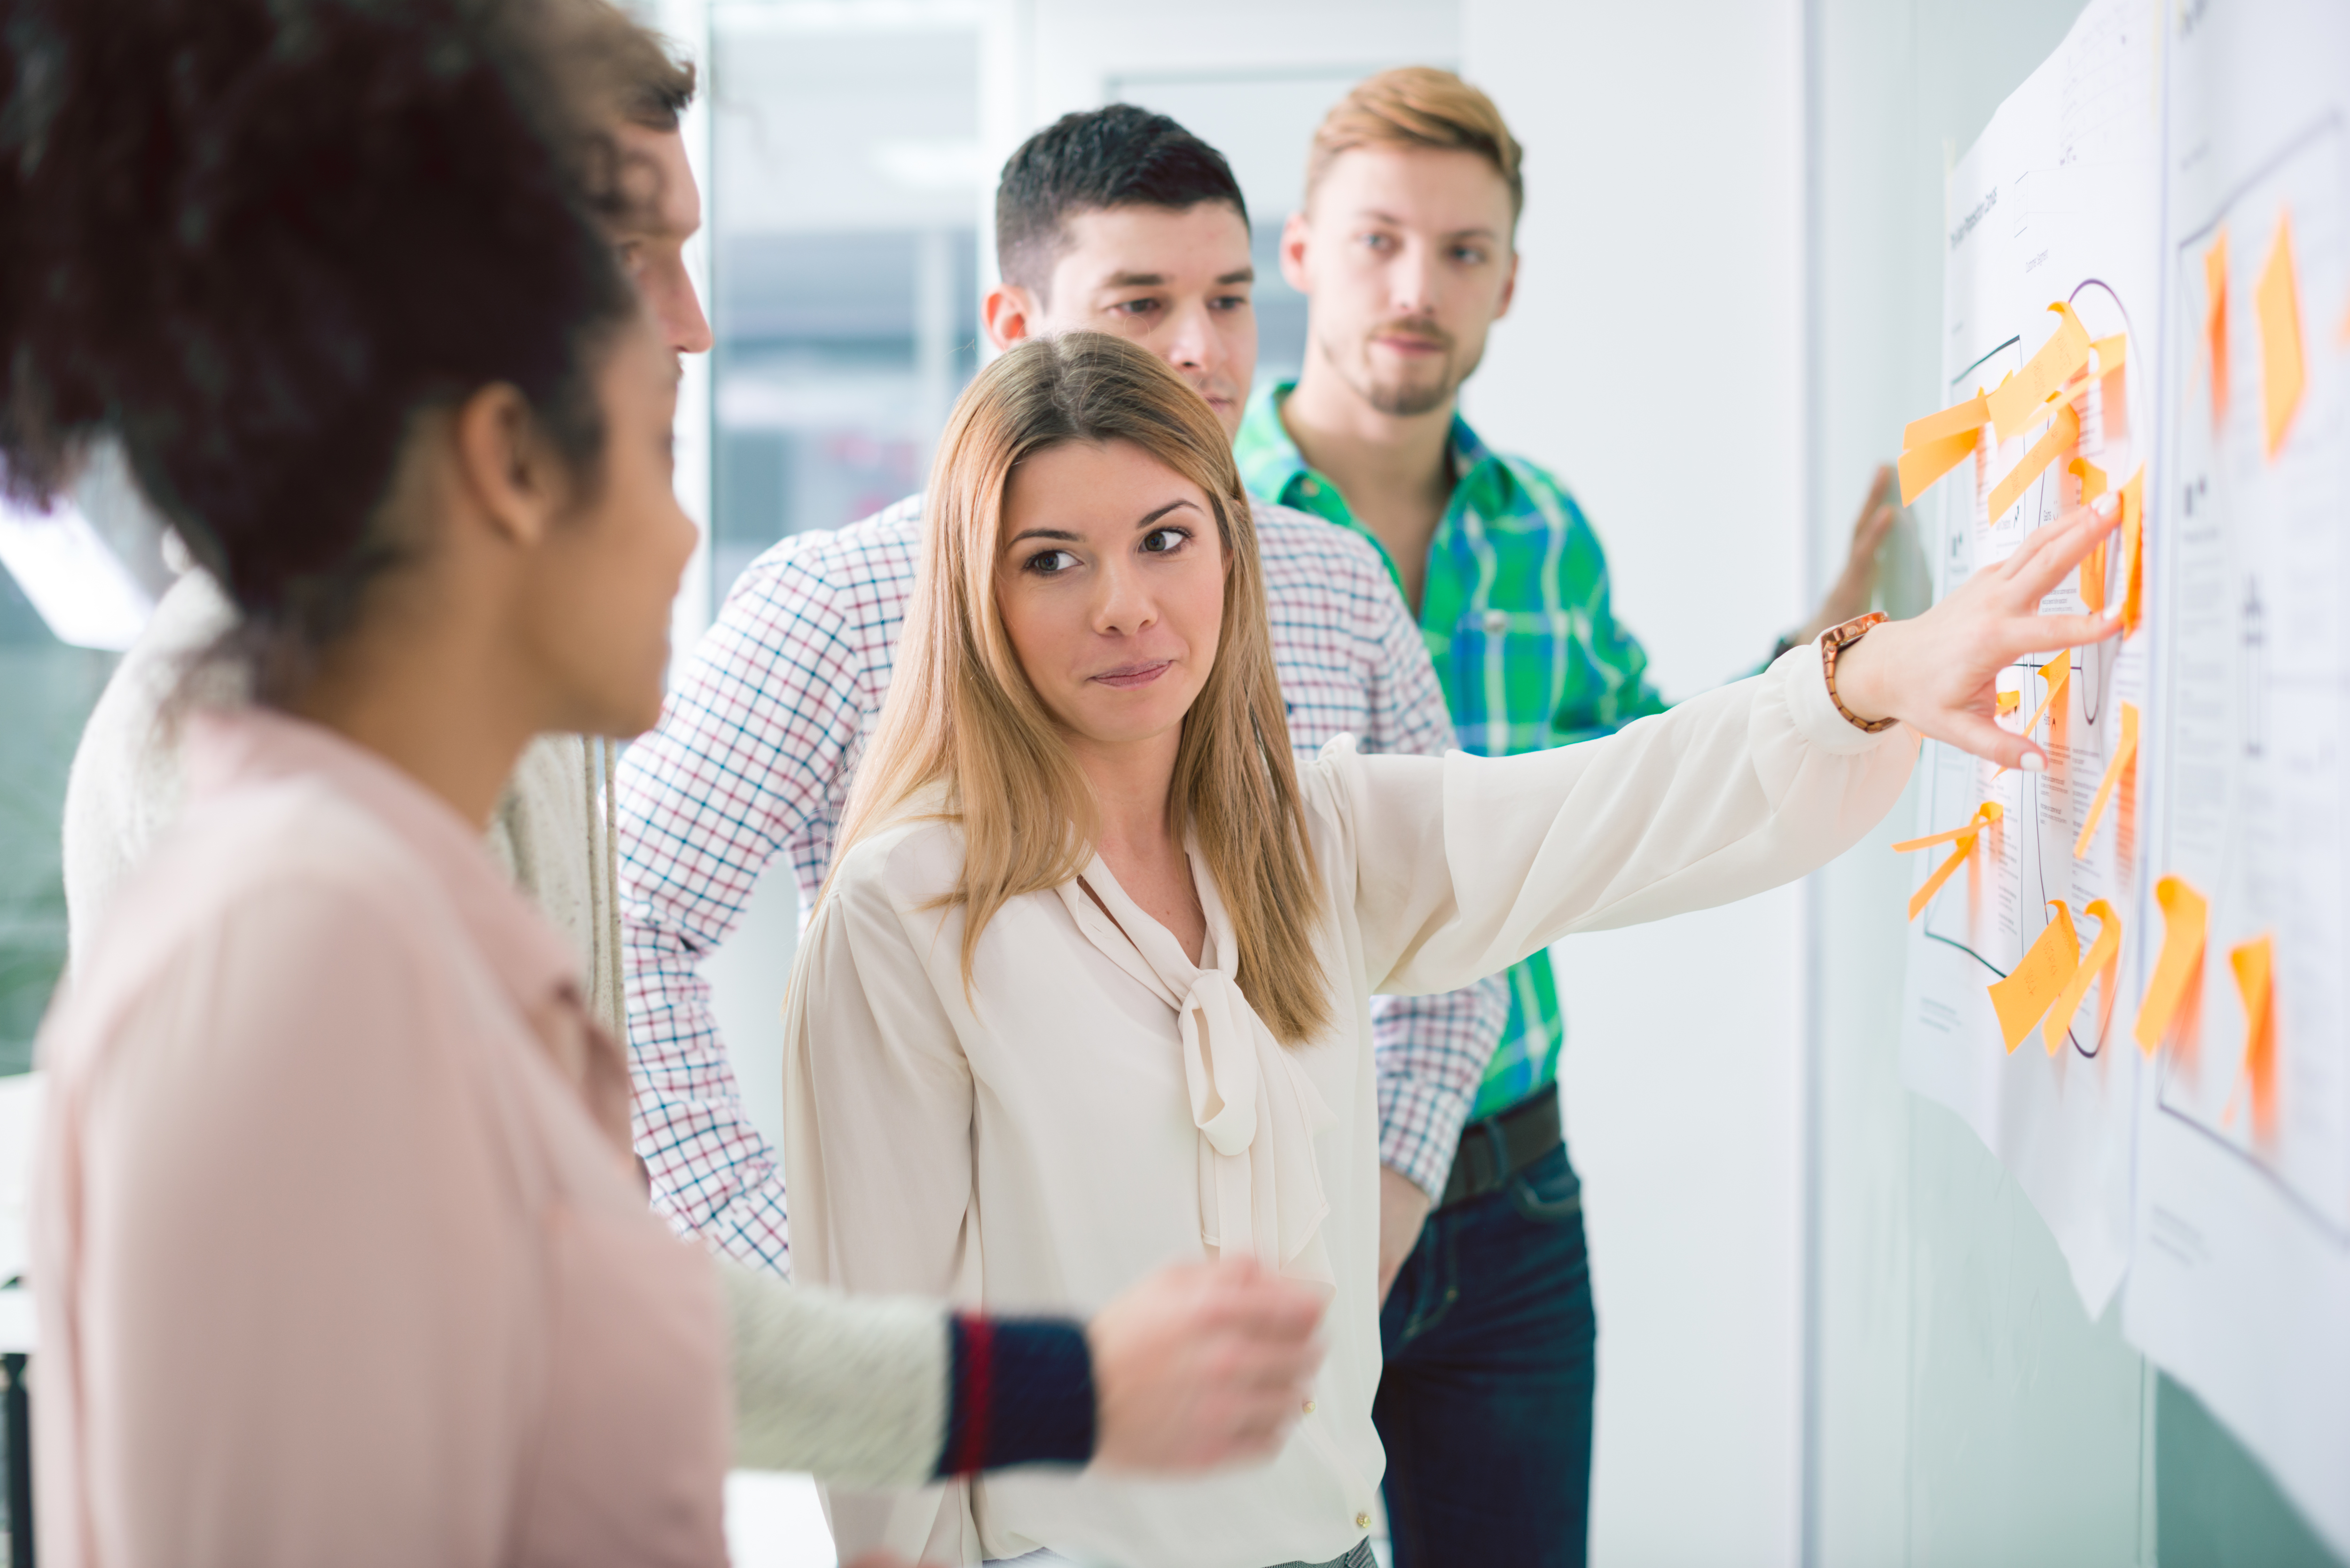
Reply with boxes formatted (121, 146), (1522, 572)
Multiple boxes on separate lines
(1233, 67), (1894, 1568)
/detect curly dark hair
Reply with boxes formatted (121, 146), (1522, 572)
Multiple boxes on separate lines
(0, 0), (677, 697)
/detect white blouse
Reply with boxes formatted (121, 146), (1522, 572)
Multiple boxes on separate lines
(780, 645), (1916, 1568)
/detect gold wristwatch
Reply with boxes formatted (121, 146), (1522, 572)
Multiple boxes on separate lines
(1820, 611), (1898, 733)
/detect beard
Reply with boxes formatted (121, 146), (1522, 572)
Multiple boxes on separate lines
(1326, 316), (1479, 417)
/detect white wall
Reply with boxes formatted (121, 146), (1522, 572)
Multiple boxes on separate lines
(1461, 4), (1810, 1564)
(979, 0), (1459, 244)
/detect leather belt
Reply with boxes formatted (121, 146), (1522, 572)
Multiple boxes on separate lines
(1438, 1091), (1564, 1211)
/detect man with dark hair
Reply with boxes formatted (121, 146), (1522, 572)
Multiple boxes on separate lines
(980, 104), (1257, 430)
(620, 105), (1507, 1344)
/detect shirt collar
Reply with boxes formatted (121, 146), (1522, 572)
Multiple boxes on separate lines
(1235, 381), (1316, 501)
(183, 706), (582, 1020)
(1237, 379), (1498, 506)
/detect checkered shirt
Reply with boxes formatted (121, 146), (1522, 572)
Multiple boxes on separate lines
(1236, 382), (1669, 1121)
(619, 491), (1510, 1276)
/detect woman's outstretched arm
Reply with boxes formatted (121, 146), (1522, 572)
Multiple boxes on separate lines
(1336, 501), (2121, 998)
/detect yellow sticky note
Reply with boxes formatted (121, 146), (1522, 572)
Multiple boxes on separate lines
(2091, 333), (2127, 375)
(2257, 211), (2306, 458)
(2119, 466), (2146, 635)
(2044, 898), (2121, 1055)
(2135, 875), (2209, 1055)
(1896, 802), (2002, 921)
(1988, 402), (2081, 519)
(2206, 231), (2231, 426)
(1899, 428), (1979, 507)
(2068, 458), (2107, 504)
(1996, 687), (2021, 714)
(2230, 934), (2278, 1139)
(1904, 393), (1990, 450)
(2073, 701), (2140, 858)
(1990, 901), (2081, 1053)
(1987, 302), (2094, 441)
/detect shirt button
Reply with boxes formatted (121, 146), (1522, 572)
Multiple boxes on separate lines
(1483, 608), (1509, 634)
(1355, 1512), (1372, 1530)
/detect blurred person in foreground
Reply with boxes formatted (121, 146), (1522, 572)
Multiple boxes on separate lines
(0, 2), (1324, 1563)
(55, 0), (722, 1032)
(621, 106), (1505, 1321)
(1232, 68), (1900, 1564)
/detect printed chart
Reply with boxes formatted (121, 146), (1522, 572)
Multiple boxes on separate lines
(1896, 0), (2162, 1317)
(2123, 0), (2350, 1552)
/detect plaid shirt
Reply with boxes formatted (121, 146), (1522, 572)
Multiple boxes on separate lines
(1236, 382), (1668, 1120)
(619, 492), (1509, 1276)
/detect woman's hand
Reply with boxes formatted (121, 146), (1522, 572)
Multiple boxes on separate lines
(1834, 496), (2124, 770)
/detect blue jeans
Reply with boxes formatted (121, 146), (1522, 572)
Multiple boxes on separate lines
(1375, 1139), (1597, 1568)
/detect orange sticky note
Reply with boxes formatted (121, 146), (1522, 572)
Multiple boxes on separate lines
(2206, 231), (2230, 425)
(1899, 428), (1979, 507)
(1987, 303), (2094, 440)
(2119, 466), (2145, 634)
(1896, 802), (2002, 921)
(2004, 655), (2072, 770)
(1996, 687), (2021, 714)
(1905, 393), (1990, 449)
(2135, 874), (2209, 1055)
(2256, 211), (2306, 458)
(1988, 402), (2081, 519)
(1989, 901), (2081, 1053)
(2091, 333), (2127, 375)
(2044, 897), (2122, 1055)
(2068, 458), (2107, 504)
(2074, 701), (2139, 858)
(2229, 934), (2278, 1139)
(2079, 539), (2108, 611)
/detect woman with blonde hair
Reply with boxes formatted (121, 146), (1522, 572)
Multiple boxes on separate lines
(783, 331), (2116, 1568)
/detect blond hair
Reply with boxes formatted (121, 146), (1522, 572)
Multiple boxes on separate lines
(1306, 66), (1524, 223)
(830, 333), (1332, 1045)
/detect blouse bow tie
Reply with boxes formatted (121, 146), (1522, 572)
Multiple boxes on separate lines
(1060, 854), (1336, 1289)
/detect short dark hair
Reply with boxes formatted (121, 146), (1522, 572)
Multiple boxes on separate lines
(0, 0), (654, 699)
(995, 105), (1248, 297)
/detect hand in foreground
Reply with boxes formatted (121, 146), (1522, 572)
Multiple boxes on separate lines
(1089, 1258), (1327, 1474)
(1834, 496), (2123, 769)
(1792, 463), (1900, 646)
(1376, 1164), (1433, 1305)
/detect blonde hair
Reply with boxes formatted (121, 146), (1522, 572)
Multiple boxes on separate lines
(831, 332), (1332, 1045)
(1305, 66), (1524, 224)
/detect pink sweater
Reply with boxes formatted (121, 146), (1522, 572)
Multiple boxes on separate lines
(33, 708), (729, 1567)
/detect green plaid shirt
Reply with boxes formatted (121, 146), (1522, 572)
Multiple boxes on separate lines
(1236, 381), (1666, 1119)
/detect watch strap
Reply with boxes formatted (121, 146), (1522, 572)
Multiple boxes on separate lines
(1821, 611), (1898, 733)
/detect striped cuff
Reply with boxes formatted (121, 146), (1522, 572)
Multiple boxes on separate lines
(934, 1315), (1097, 1478)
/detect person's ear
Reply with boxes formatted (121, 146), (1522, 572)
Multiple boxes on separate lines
(1278, 210), (1313, 294)
(1494, 246), (1520, 324)
(449, 382), (563, 550)
(984, 283), (1041, 351)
